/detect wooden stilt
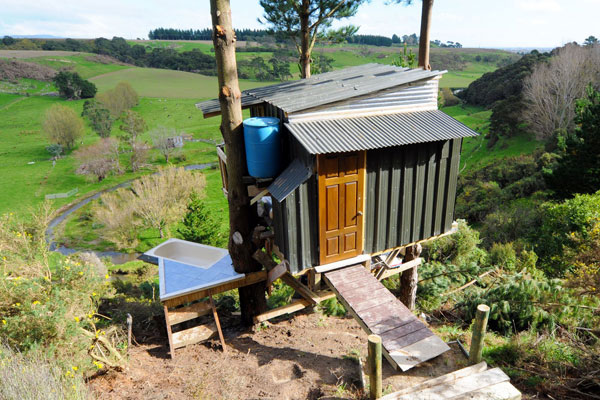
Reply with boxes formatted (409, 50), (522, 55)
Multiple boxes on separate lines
(399, 244), (422, 310)
(210, 295), (227, 353)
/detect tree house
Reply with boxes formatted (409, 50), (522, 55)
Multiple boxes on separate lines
(198, 64), (477, 273)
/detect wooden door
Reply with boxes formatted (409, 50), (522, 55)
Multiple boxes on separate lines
(318, 151), (366, 265)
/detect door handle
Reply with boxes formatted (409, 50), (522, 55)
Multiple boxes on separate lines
(357, 211), (363, 216)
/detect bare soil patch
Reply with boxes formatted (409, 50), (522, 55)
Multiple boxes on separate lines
(88, 311), (471, 400)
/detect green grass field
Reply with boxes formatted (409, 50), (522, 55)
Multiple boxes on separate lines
(24, 54), (130, 79)
(89, 67), (276, 98)
(442, 104), (542, 172)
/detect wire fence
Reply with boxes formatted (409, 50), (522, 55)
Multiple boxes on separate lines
(45, 188), (78, 200)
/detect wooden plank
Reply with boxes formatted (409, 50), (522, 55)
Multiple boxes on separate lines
(449, 381), (521, 400)
(359, 300), (415, 327)
(250, 188), (269, 205)
(384, 327), (434, 352)
(162, 271), (267, 308)
(377, 258), (422, 281)
(393, 368), (511, 400)
(171, 322), (217, 349)
(381, 362), (488, 399)
(253, 291), (336, 323)
(379, 319), (427, 343)
(167, 301), (212, 325)
(351, 294), (398, 314)
(389, 335), (451, 372)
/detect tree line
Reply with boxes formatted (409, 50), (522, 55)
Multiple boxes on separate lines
(148, 28), (270, 41)
(1, 37), (217, 76)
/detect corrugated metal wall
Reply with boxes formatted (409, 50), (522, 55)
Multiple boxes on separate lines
(288, 78), (439, 122)
(364, 138), (462, 254)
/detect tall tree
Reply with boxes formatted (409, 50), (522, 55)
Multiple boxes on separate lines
(389, 0), (433, 69)
(211, 0), (268, 325)
(259, 0), (365, 78)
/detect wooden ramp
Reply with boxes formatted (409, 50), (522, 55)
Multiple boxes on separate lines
(323, 264), (450, 371)
(381, 362), (521, 400)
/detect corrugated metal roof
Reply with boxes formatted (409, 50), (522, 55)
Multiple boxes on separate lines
(196, 64), (445, 116)
(284, 110), (478, 154)
(267, 158), (313, 202)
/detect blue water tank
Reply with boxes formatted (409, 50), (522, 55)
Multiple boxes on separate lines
(243, 117), (281, 178)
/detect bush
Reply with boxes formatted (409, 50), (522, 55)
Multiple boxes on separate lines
(0, 209), (120, 375)
(96, 81), (138, 118)
(53, 71), (97, 100)
(0, 344), (89, 400)
(43, 105), (84, 150)
(536, 191), (600, 277)
(440, 87), (460, 107)
(488, 242), (517, 271)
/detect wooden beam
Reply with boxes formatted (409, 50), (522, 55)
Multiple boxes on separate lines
(267, 262), (287, 290)
(377, 258), (422, 281)
(280, 272), (318, 305)
(162, 271), (267, 308)
(216, 145), (227, 163)
(167, 301), (213, 325)
(253, 291), (336, 323)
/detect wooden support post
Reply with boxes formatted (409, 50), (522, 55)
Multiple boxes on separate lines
(368, 334), (382, 400)
(308, 269), (322, 291)
(469, 304), (490, 365)
(210, 295), (227, 353)
(164, 305), (175, 358)
(400, 244), (422, 310)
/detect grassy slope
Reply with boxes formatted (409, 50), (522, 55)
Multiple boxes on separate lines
(442, 104), (542, 172)
(24, 54), (130, 79)
(89, 67), (277, 98)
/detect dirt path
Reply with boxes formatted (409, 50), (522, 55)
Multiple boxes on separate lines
(88, 311), (469, 400)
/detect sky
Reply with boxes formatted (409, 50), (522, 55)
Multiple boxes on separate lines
(0, 0), (598, 48)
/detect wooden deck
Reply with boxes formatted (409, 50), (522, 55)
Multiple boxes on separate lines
(323, 264), (450, 371)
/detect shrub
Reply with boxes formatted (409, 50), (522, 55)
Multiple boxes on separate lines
(0, 344), (89, 400)
(43, 105), (84, 150)
(0, 209), (121, 375)
(96, 81), (139, 118)
(440, 87), (460, 107)
(94, 166), (206, 247)
(53, 71), (97, 100)
(536, 191), (600, 277)
(488, 242), (517, 271)
(82, 100), (113, 138)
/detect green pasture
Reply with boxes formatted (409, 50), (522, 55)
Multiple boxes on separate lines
(25, 54), (129, 79)
(442, 104), (542, 172)
(89, 67), (276, 98)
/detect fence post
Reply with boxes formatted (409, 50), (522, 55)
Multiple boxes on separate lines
(368, 334), (382, 399)
(469, 304), (490, 364)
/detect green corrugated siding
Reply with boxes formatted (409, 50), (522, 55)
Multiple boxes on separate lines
(364, 138), (462, 254)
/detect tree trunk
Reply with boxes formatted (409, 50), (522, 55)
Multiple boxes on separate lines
(299, 0), (311, 78)
(399, 244), (421, 310)
(210, 0), (267, 325)
(418, 0), (434, 70)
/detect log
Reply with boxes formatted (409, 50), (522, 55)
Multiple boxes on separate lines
(368, 334), (383, 400)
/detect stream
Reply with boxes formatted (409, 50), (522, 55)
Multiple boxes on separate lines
(45, 163), (215, 265)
